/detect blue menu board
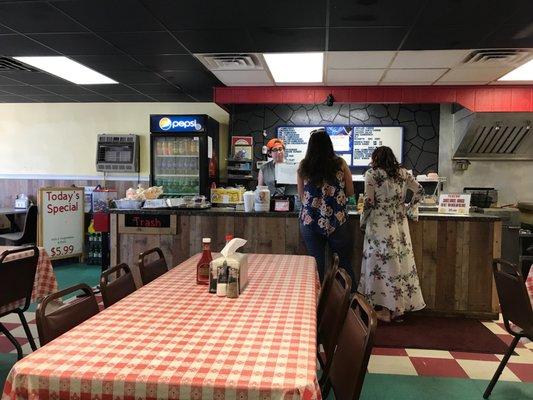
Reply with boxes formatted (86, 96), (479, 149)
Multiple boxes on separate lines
(277, 125), (403, 167)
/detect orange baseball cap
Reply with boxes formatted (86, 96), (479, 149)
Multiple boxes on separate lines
(266, 138), (284, 150)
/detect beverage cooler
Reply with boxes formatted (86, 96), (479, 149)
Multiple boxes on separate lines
(149, 114), (219, 197)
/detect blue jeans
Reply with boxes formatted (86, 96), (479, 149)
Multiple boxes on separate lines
(300, 222), (356, 291)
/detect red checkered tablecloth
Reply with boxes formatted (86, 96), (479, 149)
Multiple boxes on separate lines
(2, 253), (320, 400)
(0, 246), (58, 314)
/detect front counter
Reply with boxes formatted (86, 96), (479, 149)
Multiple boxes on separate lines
(110, 208), (501, 319)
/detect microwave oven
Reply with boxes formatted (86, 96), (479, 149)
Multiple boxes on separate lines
(96, 134), (140, 172)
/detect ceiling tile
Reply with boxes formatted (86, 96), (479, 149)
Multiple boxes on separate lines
(0, 95), (34, 103)
(0, 2), (85, 33)
(160, 70), (222, 91)
(143, 0), (240, 30)
(329, 0), (424, 27)
(133, 54), (205, 72)
(249, 28), (325, 52)
(212, 70), (272, 86)
(239, 0), (326, 28)
(329, 27), (408, 51)
(437, 67), (511, 83)
(326, 69), (384, 84)
(150, 93), (197, 102)
(381, 68), (448, 84)
(52, 0), (164, 32)
(102, 70), (166, 84)
(0, 75), (21, 85)
(327, 51), (395, 69)
(480, 24), (533, 48)
(35, 85), (96, 96)
(0, 85), (52, 96)
(107, 94), (154, 102)
(186, 90), (214, 102)
(101, 31), (187, 55)
(80, 84), (139, 95)
(391, 50), (470, 68)
(0, 34), (58, 56)
(402, 27), (488, 50)
(62, 94), (112, 102)
(171, 29), (255, 53)
(0, 71), (69, 85)
(26, 94), (72, 102)
(29, 33), (122, 55)
(129, 83), (184, 95)
(70, 55), (142, 71)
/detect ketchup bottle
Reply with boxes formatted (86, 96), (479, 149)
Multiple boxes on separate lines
(197, 238), (212, 285)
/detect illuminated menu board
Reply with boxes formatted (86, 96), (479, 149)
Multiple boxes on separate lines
(277, 125), (403, 167)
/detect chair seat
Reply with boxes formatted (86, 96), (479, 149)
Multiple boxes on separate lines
(0, 232), (23, 241)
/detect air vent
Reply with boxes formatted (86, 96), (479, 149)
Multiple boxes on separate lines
(0, 57), (36, 72)
(468, 123), (531, 154)
(462, 49), (531, 66)
(197, 53), (264, 70)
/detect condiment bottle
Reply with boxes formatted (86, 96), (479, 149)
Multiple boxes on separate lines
(196, 238), (212, 285)
(225, 233), (234, 244)
(227, 266), (239, 298)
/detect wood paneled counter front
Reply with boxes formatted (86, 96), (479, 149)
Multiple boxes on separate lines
(109, 209), (501, 319)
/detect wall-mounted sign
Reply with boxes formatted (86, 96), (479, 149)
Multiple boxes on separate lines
(438, 193), (471, 214)
(38, 187), (84, 260)
(124, 214), (171, 228)
(150, 115), (205, 133)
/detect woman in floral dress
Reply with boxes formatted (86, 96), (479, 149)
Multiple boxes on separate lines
(297, 129), (355, 288)
(358, 146), (426, 322)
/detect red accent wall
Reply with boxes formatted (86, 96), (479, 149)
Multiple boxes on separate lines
(214, 85), (533, 112)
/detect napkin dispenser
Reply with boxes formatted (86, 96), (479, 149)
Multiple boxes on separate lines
(14, 194), (29, 209)
(211, 252), (248, 294)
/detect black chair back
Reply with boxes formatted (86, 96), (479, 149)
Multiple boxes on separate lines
(138, 247), (168, 285)
(36, 283), (99, 345)
(100, 263), (137, 308)
(0, 246), (39, 315)
(492, 259), (533, 336)
(323, 294), (378, 400)
(15, 205), (38, 246)
(317, 253), (340, 328)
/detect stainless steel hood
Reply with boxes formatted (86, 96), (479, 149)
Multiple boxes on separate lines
(453, 110), (533, 161)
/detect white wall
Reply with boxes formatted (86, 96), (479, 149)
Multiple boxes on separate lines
(0, 102), (229, 178)
(439, 104), (533, 205)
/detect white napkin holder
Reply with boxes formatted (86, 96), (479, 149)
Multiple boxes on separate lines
(210, 238), (249, 294)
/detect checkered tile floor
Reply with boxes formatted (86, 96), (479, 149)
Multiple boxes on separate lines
(1, 303), (532, 384)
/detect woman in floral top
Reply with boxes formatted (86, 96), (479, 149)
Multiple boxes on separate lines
(297, 129), (355, 288)
(358, 146), (426, 322)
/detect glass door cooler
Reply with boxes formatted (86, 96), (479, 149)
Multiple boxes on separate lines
(149, 114), (219, 197)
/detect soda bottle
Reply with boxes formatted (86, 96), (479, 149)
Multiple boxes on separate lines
(196, 238), (212, 285)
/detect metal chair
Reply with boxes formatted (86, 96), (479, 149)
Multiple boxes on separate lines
(483, 259), (533, 399)
(100, 263), (136, 308)
(138, 247), (168, 285)
(321, 294), (378, 400)
(317, 267), (352, 385)
(0, 205), (38, 246)
(0, 246), (39, 359)
(36, 283), (99, 346)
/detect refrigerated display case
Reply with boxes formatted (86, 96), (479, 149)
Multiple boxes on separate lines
(149, 114), (219, 197)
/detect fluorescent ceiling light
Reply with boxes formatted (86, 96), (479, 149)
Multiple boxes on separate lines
(498, 59), (533, 81)
(13, 56), (118, 84)
(263, 52), (323, 83)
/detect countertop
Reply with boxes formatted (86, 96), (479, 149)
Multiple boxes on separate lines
(110, 207), (500, 221)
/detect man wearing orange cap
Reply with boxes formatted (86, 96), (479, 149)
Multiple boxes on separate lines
(258, 138), (286, 196)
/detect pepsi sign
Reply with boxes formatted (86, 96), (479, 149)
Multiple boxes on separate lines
(150, 115), (205, 133)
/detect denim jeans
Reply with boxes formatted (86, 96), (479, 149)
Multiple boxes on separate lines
(300, 222), (356, 291)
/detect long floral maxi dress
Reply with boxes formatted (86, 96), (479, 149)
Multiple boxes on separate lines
(358, 167), (426, 317)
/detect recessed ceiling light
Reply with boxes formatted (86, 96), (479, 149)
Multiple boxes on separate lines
(263, 52), (323, 83)
(498, 59), (533, 81)
(13, 56), (118, 84)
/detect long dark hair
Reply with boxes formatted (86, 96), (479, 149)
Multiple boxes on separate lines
(371, 146), (401, 179)
(298, 129), (343, 185)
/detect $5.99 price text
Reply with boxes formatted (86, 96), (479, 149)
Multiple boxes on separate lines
(50, 245), (75, 257)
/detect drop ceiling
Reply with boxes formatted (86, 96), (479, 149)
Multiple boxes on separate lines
(0, 0), (531, 103)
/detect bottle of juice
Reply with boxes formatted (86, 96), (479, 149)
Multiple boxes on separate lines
(357, 194), (364, 213)
(197, 238), (212, 285)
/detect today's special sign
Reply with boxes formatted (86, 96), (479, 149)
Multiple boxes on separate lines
(38, 187), (84, 260)
(438, 193), (471, 215)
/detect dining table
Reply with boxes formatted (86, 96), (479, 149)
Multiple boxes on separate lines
(0, 245), (58, 314)
(2, 253), (321, 400)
